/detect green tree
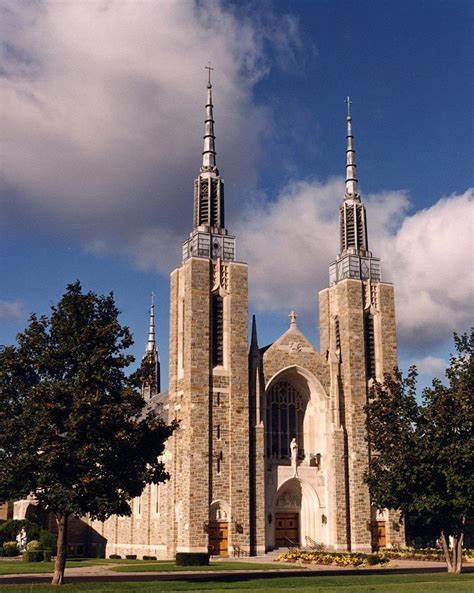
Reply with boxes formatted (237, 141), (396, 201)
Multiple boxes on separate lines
(0, 282), (175, 585)
(365, 330), (474, 573)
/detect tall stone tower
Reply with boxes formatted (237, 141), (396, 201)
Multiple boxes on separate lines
(167, 70), (250, 556)
(319, 98), (399, 551)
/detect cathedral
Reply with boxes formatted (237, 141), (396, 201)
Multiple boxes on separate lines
(15, 76), (405, 558)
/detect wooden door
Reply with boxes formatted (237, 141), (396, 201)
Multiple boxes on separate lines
(275, 512), (299, 547)
(208, 521), (228, 556)
(371, 521), (386, 551)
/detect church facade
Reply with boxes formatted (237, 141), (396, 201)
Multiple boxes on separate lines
(15, 78), (406, 558)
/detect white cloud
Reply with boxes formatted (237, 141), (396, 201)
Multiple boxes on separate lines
(1, 0), (301, 273)
(237, 179), (473, 351)
(0, 300), (23, 321)
(380, 190), (474, 347)
(412, 355), (447, 379)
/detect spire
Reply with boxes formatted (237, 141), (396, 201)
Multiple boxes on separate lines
(142, 293), (161, 400)
(328, 98), (381, 285)
(202, 62), (217, 172)
(183, 65), (236, 262)
(146, 292), (156, 354)
(250, 314), (259, 354)
(345, 96), (358, 197)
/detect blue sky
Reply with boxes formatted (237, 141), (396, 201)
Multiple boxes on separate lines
(1, 0), (472, 392)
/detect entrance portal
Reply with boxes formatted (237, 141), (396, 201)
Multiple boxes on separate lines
(371, 521), (386, 551)
(209, 521), (228, 556)
(275, 512), (299, 547)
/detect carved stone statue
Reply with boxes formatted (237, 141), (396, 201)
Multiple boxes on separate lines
(290, 438), (298, 476)
(16, 527), (27, 553)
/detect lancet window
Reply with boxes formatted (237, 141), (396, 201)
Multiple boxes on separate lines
(212, 293), (224, 366)
(265, 381), (307, 460)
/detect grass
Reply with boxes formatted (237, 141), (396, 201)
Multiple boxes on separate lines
(0, 573), (473, 592)
(0, 559), (298, 575)
(0, 560), (114, 575)
(111, 560), (302, 572)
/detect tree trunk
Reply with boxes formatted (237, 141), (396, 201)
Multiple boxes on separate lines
(454, 532), (464, 574)
(440, 530), (464, 574)
(51, 513), (69, 585)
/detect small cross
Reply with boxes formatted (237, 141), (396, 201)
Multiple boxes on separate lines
(345, 96), (352, 118)
(205, 62), (214, 87)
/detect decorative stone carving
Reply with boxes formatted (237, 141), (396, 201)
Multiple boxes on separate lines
(211, 259), (229, 293)
(289, 341), (303, 353)
(276, 492), (300, 509)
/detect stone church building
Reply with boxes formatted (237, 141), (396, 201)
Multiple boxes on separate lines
(15, 79), (405, 558)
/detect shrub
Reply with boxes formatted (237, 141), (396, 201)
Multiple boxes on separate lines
(23, 550), (43, 562)
(39, 530), (57, 554)
(0, 547), (5, 557)
(125, 554), (137, 560)
(277, 549), (389, 567)
(175, 552), (210, 566)
(26, 539), (42, 551)
(109, 554), (121, 559)
(3, 541), (19, 557)
(143, 555), (157, 560)
(0, 520), (41, 546)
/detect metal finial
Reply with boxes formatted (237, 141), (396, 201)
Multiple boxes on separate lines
(345, 96), (352, 118)
(151, 291), (155, 307)
(205, 62), (214, 88)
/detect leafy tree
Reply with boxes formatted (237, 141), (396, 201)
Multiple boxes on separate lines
(365, 330), (474, 573)
(0, 282), (175, 585)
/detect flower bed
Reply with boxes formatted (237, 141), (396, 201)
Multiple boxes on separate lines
(278, 548), (388, 567)
(379, 547), (474, 562)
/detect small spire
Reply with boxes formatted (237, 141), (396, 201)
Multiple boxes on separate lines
(202, 63), (217, 171)
(142, 293), (161, 399)
(250, 314), (259, 353)
(289, 311), (298, 327)
(345, 96), (358, 197)
(146, 292), (156, 353)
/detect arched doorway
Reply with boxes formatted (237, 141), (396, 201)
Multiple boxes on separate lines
(273, 478), (322, 548)
(209, 501), (229, 556)
(274, 480), (302, 546)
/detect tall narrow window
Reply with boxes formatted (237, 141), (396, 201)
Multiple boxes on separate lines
(212, 294), (224, 366)
(335, 318), (341, 352)
(364, 312), (376, 379)
(210, 179), (219, 226)
(199, 180), (209, 225)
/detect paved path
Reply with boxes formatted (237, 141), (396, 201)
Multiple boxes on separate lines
(1, 558), (472, 586)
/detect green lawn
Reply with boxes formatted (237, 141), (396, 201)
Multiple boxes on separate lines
(0, 559), (297, 575)
(0, 560), (115, 575)
(111, 560), (302, 572)
(0, 573), (473, 593)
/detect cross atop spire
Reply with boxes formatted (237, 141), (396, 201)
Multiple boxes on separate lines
(289, 311), (298, 327)
(205, 62), (214, 88)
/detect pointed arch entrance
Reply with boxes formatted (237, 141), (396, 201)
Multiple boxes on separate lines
(273, 478), (321, 548)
